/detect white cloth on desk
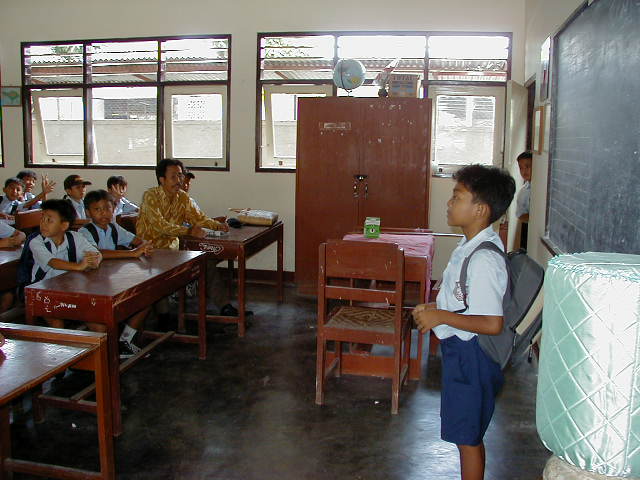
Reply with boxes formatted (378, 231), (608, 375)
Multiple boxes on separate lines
(433, 226), (508, 341)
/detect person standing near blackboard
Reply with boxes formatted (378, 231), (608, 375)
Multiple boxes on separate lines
(515, 151), (532, 250)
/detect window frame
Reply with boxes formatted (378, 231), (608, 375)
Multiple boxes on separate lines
(255, 30), (512, 173)
(21, 34), (232, 171)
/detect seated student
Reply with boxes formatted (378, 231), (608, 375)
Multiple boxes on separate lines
(63, 175), (91, 221)
(17, 169), (56, 210)
(0, 222), (26, 313)
(30, 199), (103, 331)
(515, 151), (532, 250)
(136, 159), (237, 315)
(182, 170), (201, 210)
(413, 165), (515, 480)
(80, 189), (153, 357)
(107, 175), (139, 218)
(0, 177), (29, 222)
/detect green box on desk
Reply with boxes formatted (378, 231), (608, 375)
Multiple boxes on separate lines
(364, 217), (381, 238)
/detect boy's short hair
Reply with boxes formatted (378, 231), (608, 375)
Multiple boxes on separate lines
(17, 169), (37, 180)
(4, 177), (24, 189)
(64, 174), (92, 190)
(516, 151), (533, 163)
(453, 165), (516, 224)
(107, 175), (127, 189)
(42, 199), (77, 224)
(84, 189), (115, 209)
(155, 159), (184, 184)
(185, 171), (195, 180)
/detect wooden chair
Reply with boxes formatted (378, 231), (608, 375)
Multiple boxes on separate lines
(116, 214), (138, 235)
(14, 209), (42, 234)
(316, 240), (411, 414)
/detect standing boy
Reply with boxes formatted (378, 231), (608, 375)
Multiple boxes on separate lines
(515, 151), (532, 250)
(63, 174), (92, 221)
(413, 164), (515, 480)
(80, 189), (153, 357)
(30, 199), (102, 330)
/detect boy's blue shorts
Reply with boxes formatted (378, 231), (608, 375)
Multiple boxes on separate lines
(439, 335), (504, 446)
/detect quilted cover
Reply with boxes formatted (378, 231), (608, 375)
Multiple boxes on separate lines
(537, 252), (640, 476)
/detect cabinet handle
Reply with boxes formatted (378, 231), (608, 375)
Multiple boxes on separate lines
(353, 182), (359, 198)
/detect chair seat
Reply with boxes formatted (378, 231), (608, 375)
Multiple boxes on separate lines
(326, 306), (408, 333)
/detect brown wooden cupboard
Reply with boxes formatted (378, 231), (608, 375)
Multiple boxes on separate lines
(295, 97), (432, 294)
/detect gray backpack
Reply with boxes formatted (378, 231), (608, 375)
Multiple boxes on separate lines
(455, 242), (544, 369)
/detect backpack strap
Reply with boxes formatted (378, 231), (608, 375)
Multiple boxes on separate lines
(65, 231), (77, 263)
(10, 202), (18, 215)
(32, 236), (51, 283)
(109, 223), (118, 246)
(83, 223), (100, 245)
(455, 241), (512, 314)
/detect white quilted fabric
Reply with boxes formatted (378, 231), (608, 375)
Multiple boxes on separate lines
(537, 252), (640, 477)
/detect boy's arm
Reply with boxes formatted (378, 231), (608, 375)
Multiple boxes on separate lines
(413, 305), (503, 335)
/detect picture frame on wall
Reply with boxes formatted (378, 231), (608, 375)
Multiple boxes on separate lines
(533, 105), (545, 154)
(1, 86), (22, 107)
(539, 37), (551, 102)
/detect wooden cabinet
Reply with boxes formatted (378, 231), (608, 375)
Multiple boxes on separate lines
(295, 97), (431, 294)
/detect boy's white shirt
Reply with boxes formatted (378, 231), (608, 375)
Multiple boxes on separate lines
(30, 230), (98, 282)
(516, 181), (531, 218)
(0, 222), (15, 238)
(433, 225), (508, 341)
(0, 196), (28, 215)
(67, 197), (86, 219)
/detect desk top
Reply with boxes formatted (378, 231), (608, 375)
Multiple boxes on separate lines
(182, 221), (282, 245)
(342, 233), (434, 258)
(25, 249), (206, 298)
(0, 248), (21, 266)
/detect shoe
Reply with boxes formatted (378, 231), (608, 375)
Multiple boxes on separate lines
(119, 340), (141, 359)
(220, 303), (254, 317)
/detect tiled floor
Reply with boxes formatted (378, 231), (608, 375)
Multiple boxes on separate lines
(10, 285), (550, 479)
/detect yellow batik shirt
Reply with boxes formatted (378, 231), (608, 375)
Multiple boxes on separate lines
(137, 186), (224, 250)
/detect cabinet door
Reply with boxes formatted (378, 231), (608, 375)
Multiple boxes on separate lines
(359, 98), (431, 228)
(295, 97), (361, 294)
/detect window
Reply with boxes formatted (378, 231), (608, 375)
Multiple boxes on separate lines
(428, 86), (505, 174)
(22, 36), (230, 169)
(164, 85), (227, 167)
(256, 32), (511, 172)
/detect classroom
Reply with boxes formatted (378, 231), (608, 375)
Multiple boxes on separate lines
(1, 0), (638, 479)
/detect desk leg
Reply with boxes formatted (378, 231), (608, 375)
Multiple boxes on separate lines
(227, 259), (234, 300)
(0, 404), (10, 480)
(105, 318), (123, 437)
(177, 288), (186, 333)
(93, 340), (116, 479)
(277, 227), (284, 303)
(198, 260), (207, 360)
(238, 246), (246, 338)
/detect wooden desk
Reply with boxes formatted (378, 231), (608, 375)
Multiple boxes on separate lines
(179, 221), (284, 337)
(0, 322), (115, 479)
(0, 249), (20, 293)
(24, 250), (207, 436)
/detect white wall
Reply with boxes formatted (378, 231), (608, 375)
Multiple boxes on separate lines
(0, 0), (526, 277)
(523, 0), (584, 268)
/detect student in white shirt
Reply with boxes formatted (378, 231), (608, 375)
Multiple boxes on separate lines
(107, 175), (139, 218)
(0, 178), (28, 222)
(63, 174), (92, 222)
(515, 151), (532, 249)
(17, 169), (56, 210)
(413, 165), (515, 480)
(80, 189), (153, 358)
(30, 199), (102, 330)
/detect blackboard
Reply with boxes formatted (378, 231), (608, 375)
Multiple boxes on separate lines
(545, 0), (640, 254)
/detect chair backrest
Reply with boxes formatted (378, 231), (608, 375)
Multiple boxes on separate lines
(15, 209), (42, 231)
(116, 214), (138, 235)
(318, 240), (405, 306)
